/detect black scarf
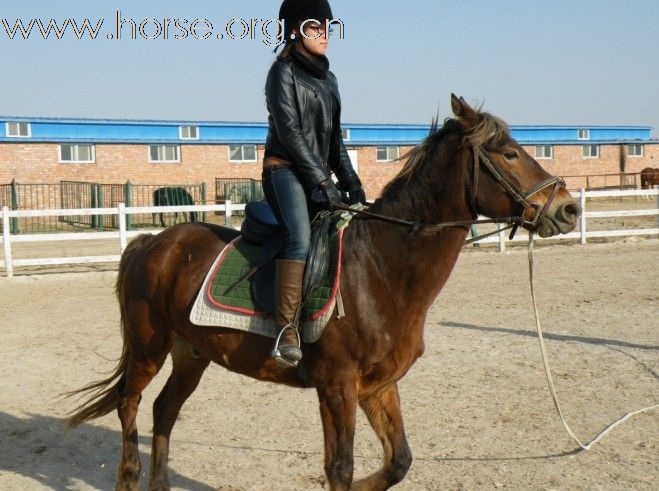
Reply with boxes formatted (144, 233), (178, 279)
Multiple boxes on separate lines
(290, 47), (329, 79)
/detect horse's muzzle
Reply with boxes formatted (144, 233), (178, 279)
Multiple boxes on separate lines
(536, 199), (581, 238)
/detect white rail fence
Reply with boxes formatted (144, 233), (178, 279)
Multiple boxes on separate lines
(478, 188), (659, 252)
(1, 201), (245, 277)
(1, 189), (658, 277)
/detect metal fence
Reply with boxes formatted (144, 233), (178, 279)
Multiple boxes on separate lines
(1, 181), (61, 233)
(562, 172), (641, 191)
(214, 178), (263, 216)
(1, 179), (206, 233)
(60, 181), (126, 229)
(121, 182), (206, 229)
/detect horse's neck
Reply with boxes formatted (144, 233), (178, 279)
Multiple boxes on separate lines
(355, 143), (472, 309)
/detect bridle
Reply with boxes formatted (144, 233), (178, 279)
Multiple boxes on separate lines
(468, 146), (565, 241)
(336, 144), (566, 244)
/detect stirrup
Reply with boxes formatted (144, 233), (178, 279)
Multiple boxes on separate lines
(271, 324), (302, 368)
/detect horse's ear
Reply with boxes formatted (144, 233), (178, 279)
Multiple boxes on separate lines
(450, 93), (480, 128)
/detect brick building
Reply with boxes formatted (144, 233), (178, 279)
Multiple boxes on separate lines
(1, 116), (657, 201)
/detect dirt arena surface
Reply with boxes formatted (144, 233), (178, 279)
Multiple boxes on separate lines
(0, 239), (657, 490)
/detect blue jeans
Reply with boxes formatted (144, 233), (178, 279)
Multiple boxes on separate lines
(262, 165), (312, 261)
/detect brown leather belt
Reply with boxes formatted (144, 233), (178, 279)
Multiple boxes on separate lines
(263, 155), (293, 167)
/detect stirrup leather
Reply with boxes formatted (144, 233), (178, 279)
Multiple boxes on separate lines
(271, 323), (302, 367)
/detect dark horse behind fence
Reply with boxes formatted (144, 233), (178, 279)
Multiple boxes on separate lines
(640, 167), (659, 189)
(152, 186), (197, 227)
(65, 95), (580, 491)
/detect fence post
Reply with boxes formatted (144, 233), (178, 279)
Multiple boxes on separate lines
(97, 184), (104, 229)
(498, 223), (506, 253)
(2, 205), (13, 277)
(469, 224), (479, 248)
(200, 182), (207, 223)
(224, 199), (232, 228)
(118, 202), (127, 253)
(10, 179), (18, 234)
(579, 188), (587, 245)
(124, 181), (132, 230)
(656, 188), (659, 229)
(90, 183), (98, 229)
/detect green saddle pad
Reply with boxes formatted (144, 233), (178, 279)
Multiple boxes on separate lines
(207, 228), (342, 320)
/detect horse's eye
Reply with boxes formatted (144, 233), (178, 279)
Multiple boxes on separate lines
(504, 151), (518, 161)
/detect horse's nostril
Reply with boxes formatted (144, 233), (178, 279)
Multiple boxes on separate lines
(564, 202), (580, 217)
(558, 201), (581, 223)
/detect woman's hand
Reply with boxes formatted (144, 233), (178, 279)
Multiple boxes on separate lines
(337, 176), (366, 205)
(346, 182), (366, 205)
(310, 178), (343, 210)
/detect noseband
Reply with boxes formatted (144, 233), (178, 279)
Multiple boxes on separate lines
(336, 144), (566, 243)
(470, 146), (566, 238)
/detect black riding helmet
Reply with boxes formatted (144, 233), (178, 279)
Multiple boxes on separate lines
(274, 0), (334, 52)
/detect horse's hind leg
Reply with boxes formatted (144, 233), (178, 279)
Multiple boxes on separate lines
(116, 311), (172, 490)
(148, 336), (210, 491)
(352, 383), (412, 491)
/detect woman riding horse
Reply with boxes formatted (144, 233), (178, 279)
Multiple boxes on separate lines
(263, 0), (366, 367)
(65, 93), (580, 491)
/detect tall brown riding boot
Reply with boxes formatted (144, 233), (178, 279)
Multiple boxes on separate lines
(271, 258), (306, 367)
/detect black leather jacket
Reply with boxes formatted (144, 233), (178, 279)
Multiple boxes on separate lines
(264, 55), (361, 191)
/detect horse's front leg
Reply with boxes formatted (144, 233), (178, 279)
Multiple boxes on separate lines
(352, 383), (412, 491)
(317, 375), (358, 491)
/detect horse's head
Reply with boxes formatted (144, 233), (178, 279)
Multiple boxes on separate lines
(450, 94), (580, 238)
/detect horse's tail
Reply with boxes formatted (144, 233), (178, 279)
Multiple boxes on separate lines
(64, 233), (154, 429)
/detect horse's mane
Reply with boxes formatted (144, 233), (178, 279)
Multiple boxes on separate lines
(381, 108), (510, 195)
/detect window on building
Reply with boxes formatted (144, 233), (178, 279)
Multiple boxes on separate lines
(582, 145), (599, 158)
(59, 144), (95, 163)
(180, 125), (199, 139)
(626, 144), (643, 157)
(341, 128), (350, 141)
(577, 128), (589, 140)
(534, 145), (553, 159)
(376, 146), (400, 162)
(229, 145), (257, 162)
(6, 122), (31, 137)
(149, 145), (180, 162)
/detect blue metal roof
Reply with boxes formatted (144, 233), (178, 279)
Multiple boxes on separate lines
(0, 115), (654, 145)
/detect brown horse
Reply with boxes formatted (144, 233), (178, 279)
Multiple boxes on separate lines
(65, 95), (580, 491)
(640, 167), (659, 189)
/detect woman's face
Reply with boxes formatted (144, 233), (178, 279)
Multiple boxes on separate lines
(296, 21), (329, 56)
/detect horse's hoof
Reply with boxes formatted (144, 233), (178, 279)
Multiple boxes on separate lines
(115, 481), (139, 491)
(148, 478), (171, 491)
(116, 467), (140, 491)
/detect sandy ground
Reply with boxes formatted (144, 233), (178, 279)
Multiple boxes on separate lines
(0, 239), (657, 490)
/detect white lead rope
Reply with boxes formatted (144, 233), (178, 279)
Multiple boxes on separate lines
(527, 232), (659, 451)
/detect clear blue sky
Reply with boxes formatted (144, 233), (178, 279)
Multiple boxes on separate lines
(1, 0), (657, 135)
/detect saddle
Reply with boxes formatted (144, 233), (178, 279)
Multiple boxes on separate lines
(189, 200), (360, 343)
(238, 200), (335, 313)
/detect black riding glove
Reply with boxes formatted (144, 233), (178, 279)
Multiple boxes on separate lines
(338, 177), (366, 205)
(347, 182), (366, 205)
(310, 178), (343, 210)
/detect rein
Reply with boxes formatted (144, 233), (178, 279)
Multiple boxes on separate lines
(335, 202), (522, 245)
(336, 145), (565, 245)
(527, 232), (659, 451)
